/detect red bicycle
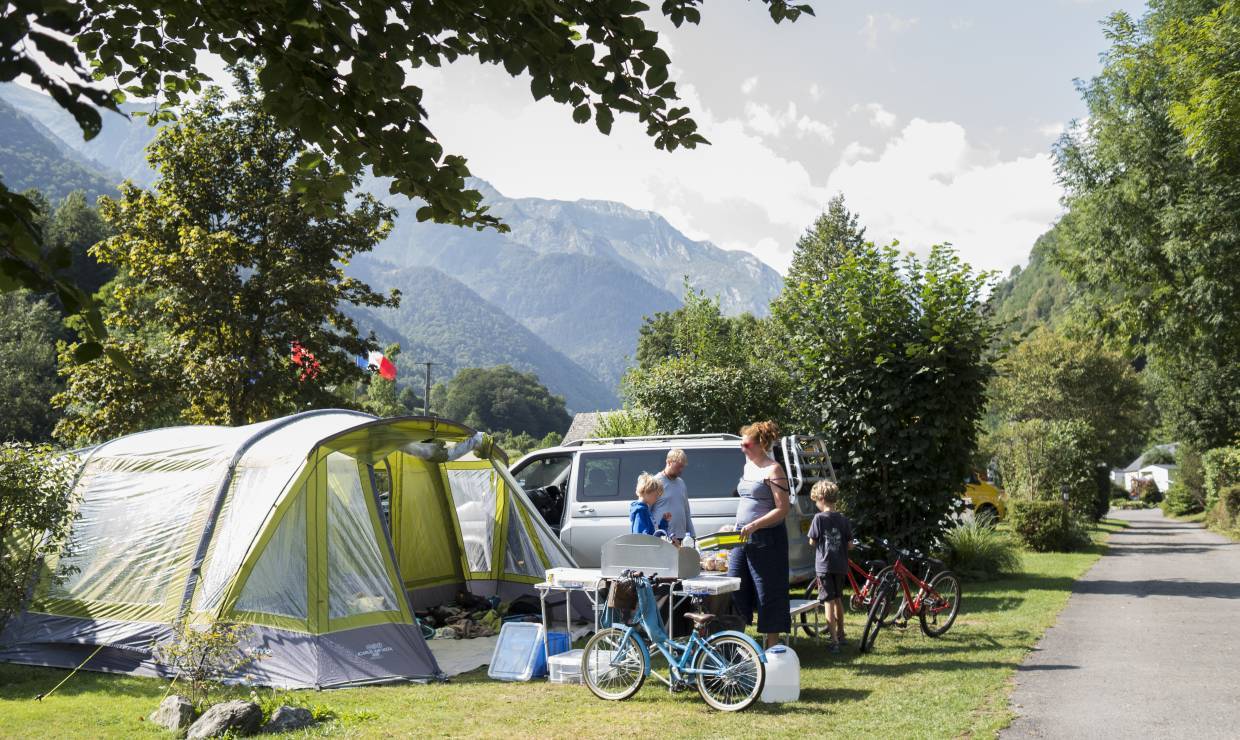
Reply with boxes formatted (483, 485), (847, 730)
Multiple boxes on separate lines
(859, 542), (961, 652)
(798, 550), (893, 637)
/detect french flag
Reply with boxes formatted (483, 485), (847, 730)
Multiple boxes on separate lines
(356, 351), (397, 381)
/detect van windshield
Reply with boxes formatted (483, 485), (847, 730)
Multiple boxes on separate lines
(513, 455), (571, 490)
(576, 447), (745, 501)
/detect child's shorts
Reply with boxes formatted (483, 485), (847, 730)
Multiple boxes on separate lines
(817, 572), (846, 602)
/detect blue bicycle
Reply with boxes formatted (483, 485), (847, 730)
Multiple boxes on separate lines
(581, 572), (767, 711)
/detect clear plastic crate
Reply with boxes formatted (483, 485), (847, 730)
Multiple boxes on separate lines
(548, 649), (583, 684)
(488, 623), (571, 682)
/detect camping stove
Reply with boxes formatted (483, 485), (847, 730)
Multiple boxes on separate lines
(600, 534), (702, 579)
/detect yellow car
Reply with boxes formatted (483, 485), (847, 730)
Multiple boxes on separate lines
(963, 472), (1007, 521)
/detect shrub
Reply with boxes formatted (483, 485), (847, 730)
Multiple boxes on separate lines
(1226, 485), (1240, 515)
(1129, 477), (1159, 503)
(1009, 499), (1090, 552)
(0, 444), (79, 635)
(1090, 466), (1113, 521)
(1202, 446), (1240, 510)
(1139, 482), (1163, 507)
(624, 357), (786, 436)
(1205, 485), (1240, 531)
(152, 621), (262, 707)
(1161, 481), (1199, 516)
(593, 408), (658, 438)
(941, 518), (1021, 580)
(992, 419), (1100, 521)
(1175, 441), (1205, 510)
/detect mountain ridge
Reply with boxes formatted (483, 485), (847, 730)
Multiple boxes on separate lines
(346, 257), (619, 411)
(1, 82), (786, 403)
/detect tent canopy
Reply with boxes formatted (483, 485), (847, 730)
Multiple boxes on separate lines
(0, 410), (574, 689)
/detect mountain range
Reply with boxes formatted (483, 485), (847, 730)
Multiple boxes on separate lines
(0, 82), (785, 411)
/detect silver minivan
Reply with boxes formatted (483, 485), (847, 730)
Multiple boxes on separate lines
(510, 433), (835, 583)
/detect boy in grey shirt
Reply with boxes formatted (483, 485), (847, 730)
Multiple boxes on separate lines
(652, 448), (695, 543)
(808, 480), (852, 651)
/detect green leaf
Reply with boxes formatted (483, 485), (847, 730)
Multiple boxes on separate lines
(73, 342), (104, 363)
(594, 104), (614, 134)
(645, 65), (669, 88)
(572, 104), (591, 124)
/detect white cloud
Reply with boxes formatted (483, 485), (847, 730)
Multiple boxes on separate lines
(950, 17), (975, 31)
(406, 63), (1060, 277)
(851, 102), (897, 129)
(744, 100), (834, 143)
(1038, 122), (1066, 138)
(740, 76), (759, 95)
(825, 119), (1062, 275)
(840, 142), (875, 164)
(808, 83), (822, 102)
(861, 13), (918, 49)
(411, 61), (829, 272)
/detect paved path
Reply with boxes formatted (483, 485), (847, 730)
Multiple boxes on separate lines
(1005, 508), (1240, 739)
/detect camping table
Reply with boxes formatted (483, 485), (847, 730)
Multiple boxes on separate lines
(535, 568), (607, 667)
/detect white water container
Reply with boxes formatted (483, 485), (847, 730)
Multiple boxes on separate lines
(760, 645), (800, 703)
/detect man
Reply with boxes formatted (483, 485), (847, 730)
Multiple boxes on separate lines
(652, 448), (695, 544)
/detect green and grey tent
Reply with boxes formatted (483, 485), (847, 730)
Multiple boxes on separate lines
(0, 410), (574, 688)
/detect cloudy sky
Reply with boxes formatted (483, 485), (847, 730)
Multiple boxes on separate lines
(408, 0), (1147, 276)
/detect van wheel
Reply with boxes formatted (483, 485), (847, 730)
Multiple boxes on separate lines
(975, 504), (998, 524)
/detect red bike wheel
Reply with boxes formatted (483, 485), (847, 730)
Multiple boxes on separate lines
(918, 571), (962, 637)
(860, 577), (896, 653)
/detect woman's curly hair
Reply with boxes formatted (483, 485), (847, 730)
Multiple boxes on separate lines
(740, 420), (780, 450)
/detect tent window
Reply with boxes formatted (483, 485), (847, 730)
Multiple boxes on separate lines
(447, 468), (496, 573)
(373, 462), (393, 524)
(235, 491), (308, 619)
(503, 497), (544, 578)
(326, 453), (399, 619)
(49, 467), (211, 606)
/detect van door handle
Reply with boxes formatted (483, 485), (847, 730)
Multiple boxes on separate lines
(577, 504), (595, 515)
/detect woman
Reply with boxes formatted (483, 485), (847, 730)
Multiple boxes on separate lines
(727, 420), (791, 649)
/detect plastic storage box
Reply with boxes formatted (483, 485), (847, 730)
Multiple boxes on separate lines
(488, 623), (571, 681)
(547, 648), (584, 684)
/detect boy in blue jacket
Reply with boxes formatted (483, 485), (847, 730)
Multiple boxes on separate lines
(630, 472), (672, 535)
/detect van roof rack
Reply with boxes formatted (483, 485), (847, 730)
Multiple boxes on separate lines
(564, 433), (742, 447)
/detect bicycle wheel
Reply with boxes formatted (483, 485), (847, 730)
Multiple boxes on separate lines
(867, 566), (898, 617)
(918, 570), (962, 637)
(582, 628), (647, 701)
(797, 607), (822, 638)
(694, 634), (765, 712)
(860, 579), (895, 653)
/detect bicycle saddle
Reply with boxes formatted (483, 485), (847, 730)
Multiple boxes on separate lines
(682, 611), (716, 625)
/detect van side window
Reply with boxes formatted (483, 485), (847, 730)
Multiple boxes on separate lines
(578, 456), (622, 500)
(681, 448), (744, 499)
(575, 448), (745, 501)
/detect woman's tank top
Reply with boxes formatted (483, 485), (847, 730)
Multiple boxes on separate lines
(736, 460), (778, 528)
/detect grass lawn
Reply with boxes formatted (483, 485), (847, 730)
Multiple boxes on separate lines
(0, 520), (1126, 739)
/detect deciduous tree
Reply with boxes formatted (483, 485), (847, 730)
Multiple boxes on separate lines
(0, 291), (64, 442)
(434, 365), (570, 438)
(1053, 0), (1240, 450)
(54, 74), (397, 444)
(627, 287), (788, 434)
(775, 243), (997, 547)
(989, 327), (1147, 466)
